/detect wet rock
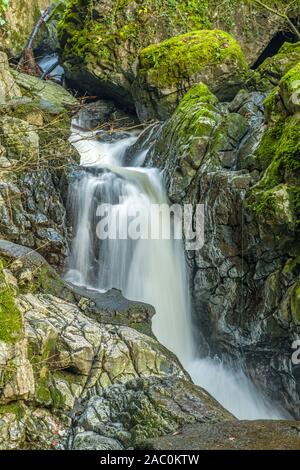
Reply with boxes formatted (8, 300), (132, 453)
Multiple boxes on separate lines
(73, 100), (116, 130)
(124, 122), (161, 167)
(140, 420), (300, 450)
(67, 284), (155, 337)
(149, 79), (300, 417)
(10, 69), (78, 113)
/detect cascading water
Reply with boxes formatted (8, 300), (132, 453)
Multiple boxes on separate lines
(65, 112), (285, 420)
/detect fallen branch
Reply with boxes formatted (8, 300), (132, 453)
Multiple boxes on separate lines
(18, 5), (56, 75)
(251, 0), (300, 40)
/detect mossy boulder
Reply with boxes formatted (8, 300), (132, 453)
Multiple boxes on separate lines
(148, 83), (249, 200)
(58, 0), (285, 111)
(133, 29), (248, 120)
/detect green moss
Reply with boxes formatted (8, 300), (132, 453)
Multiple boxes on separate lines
(282, 257), (300, 278)
(179, 82), (219, 107)
(246, 93), (300, 247)
(0, 261), (22, 344)
(280, 61), (300, 96)
(0, 401), (26, 421)
(36, 371), (66, 410)
(36, 376), (52, 405)
(291, 280), (300, 324)
(263, 86), (281, 121)
(58, 0), (250, 80)
(171, 84), (220, 144)
(137, 29), (247, 89)
(32, 265), (75, 303)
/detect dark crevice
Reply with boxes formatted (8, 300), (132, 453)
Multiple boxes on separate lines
(252, 31), (298, 69)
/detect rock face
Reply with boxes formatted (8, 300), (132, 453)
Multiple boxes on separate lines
(0, 240), (233, 449)
(133, 30), (248, 121)
(0, 0), (50, 56)
(70, 376), (234, 450)
(58, 0), (287, 111)
(0, 52), (22, 104)
(0, 53), (79, 268)
(148, 44), (300, 417)
(250, 42), (300, 91)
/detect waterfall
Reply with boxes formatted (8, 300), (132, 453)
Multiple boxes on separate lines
(66, 114), (285, 420)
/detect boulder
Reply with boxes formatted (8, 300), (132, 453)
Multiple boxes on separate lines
(133, 30), (248, 120)
(58, 0), (286, 111)
(10, 69), (78, 113)
(147, 83), (249, 201)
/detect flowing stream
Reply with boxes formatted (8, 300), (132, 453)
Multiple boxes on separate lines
(65, 113), (285, 420)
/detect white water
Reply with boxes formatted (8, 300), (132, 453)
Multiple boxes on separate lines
(66, 118), (285, 420)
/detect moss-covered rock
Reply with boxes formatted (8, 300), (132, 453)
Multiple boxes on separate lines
(0, 0), (50, 56)
(0, 260), (22, 345)
(250, 41), (300, 91)
(0, 54), (79, 268)
(246, 62), (300, 250)
(58, 0), (286, 111)
(148, 83), (249, 200)
(280, 62), (300, 114)
(133, 29), (248, 120)
(0, 52), (22, 104)
(70, 376), (235, 450)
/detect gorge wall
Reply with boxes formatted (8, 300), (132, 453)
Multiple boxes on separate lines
(0, 0), (300, 450)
